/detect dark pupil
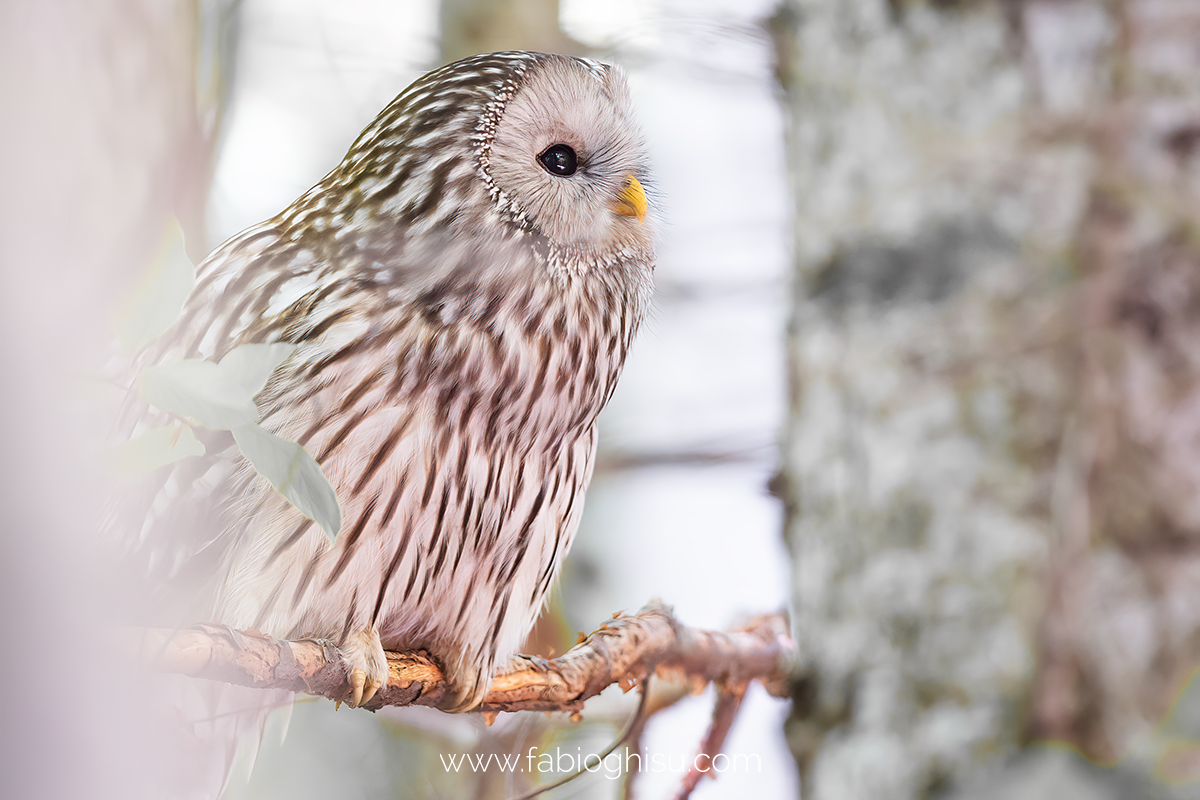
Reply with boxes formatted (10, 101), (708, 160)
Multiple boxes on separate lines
(538, 144), (578, 176)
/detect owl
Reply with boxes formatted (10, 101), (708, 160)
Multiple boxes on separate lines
(116, 51), (655, 713)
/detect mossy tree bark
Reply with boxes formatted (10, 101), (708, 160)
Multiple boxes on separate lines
(776, 1), (1200, 797)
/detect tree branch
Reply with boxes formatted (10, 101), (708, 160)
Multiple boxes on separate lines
(125, 601), (794, 714)
(672, 684), (748, 799)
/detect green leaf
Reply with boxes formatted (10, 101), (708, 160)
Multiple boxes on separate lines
(138, 343), (298, 430)
(232, 422), (342, 541)
(114, 220), (196, 353)
(218, 343), (301, 403)
(135, 343), (340, 539)
(108, 424), (207, 476)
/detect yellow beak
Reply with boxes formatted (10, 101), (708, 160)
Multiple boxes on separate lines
(614, 174), (648, 223)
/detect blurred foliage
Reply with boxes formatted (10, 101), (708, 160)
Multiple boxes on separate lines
(138, 342), (343, 540)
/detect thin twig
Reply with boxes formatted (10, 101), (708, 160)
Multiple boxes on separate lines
(510, 678), (651, 800)
(673, 684), (747, 800)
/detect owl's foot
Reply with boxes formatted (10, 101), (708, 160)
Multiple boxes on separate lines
(339, 627), (388, 708)
(439, 656), (492, 713)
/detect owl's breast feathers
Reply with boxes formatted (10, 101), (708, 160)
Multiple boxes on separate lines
(136, 216), (645, 686)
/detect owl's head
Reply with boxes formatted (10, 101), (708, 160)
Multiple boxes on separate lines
(325, 52), (654, 272)
(484, 54), (653, 260)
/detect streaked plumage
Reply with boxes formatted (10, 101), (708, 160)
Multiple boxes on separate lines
(115, 51), (655, 712)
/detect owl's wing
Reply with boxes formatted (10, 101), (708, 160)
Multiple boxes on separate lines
(103, 224), (324, 800)
(107, 212), (441, 618)
(108, 221), (299, 621)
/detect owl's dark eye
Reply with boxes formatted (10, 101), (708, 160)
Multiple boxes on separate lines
(538, 144), (578, 176)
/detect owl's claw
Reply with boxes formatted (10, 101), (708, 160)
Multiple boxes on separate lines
(348, 667), (383, 708)
(339, 628), (388, 708)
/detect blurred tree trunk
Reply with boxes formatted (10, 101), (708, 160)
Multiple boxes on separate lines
(0, 1), (225, 796)
(440, 0), (583, 63)
(776, 0), (1200, 797)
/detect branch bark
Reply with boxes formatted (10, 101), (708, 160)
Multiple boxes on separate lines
(125, 601), (794, 714)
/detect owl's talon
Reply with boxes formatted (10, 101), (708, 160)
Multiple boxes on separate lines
(349, 668), (366, 708)
(340, 628), (388, 708)
(362, 674), (382, 705)
(346, 668), (383, 708)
